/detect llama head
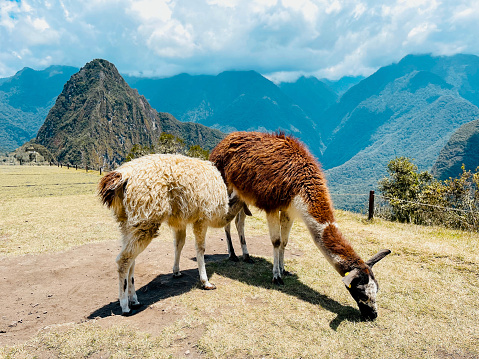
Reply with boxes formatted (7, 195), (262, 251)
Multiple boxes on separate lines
(342, 249), (391, 320)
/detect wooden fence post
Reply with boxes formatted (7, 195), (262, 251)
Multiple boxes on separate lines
(100, 167), (102, 175)
(368, 191), (375, 220)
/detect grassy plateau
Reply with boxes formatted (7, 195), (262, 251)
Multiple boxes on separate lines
(0, 165), (478, 358)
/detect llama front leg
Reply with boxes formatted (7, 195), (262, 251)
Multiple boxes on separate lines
(266, 211), (283, 285)
(235, 208), (253, 263)
(279, 211), (293, 276)
(173, 227), (186, 277)
(193, 221), (216, 290)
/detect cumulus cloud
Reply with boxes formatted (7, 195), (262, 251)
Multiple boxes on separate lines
(0, 0), (478, 80)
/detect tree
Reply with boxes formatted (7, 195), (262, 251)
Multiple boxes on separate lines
(379, 157), (479, 231)
(156, 133), (186, 154)
(378, 157), (433, 222)
(187, 145), (210, 160)
(125, 132), (211, 162)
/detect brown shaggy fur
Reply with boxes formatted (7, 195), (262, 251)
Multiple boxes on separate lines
(210, 132), (333, 220)
(98, 171), (123, 208)
(209, 131), (365, 274)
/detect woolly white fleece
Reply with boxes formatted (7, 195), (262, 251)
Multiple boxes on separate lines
(112, 154), (230, 229)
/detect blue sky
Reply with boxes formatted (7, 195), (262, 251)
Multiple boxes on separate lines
(1, 0), (478, 81)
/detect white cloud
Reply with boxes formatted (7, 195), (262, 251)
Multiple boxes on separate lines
(32, 17), (50, 31)
(0, 0), (477, 80)
(406, 23), (438, 43)
(129, 0), (172, 21)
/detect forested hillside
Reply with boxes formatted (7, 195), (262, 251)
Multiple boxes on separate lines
(0, 66), (78, 151)
(432, 118), (479, 180)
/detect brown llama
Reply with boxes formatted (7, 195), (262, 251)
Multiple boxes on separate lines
(209, 131), (391, 320)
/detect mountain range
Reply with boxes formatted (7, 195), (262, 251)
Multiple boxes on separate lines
(1, 54), (478, 211)
(321, 54), (479, 209)
(35, 59), (224, 169)
(0, 65), (77, 152)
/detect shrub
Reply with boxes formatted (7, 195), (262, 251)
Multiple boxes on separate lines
(378, 157), (479, 231)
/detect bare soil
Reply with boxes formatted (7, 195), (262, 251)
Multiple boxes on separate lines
(0, 233), (279, 347)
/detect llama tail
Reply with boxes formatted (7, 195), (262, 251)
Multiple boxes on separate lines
(98, 171), (126, 208)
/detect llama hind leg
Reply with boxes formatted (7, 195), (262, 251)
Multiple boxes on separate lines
(193, 221), (216, 290)
(127, 260), (141, 309)
(266, 211), (283, 285)
(279, 211), (293, 276)
(235, 208), (253, 263)
(173, 227), (186, 277)
(224, 221), (239, 262)
(117, 227), (155, 315)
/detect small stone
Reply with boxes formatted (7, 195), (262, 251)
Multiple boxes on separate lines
(185, 350), (190, 355)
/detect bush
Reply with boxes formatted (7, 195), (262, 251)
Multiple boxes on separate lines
(378, 157), (479, 231)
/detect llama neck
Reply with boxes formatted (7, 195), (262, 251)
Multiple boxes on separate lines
(210, 197), (244, 228)
(292, 195), (364, 276)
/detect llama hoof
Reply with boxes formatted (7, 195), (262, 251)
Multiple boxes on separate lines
(121, 309), (137, 317)
(173, 272), (183, 278)
(272, 277), (284, 285)
(203, 282), (216, 290)
(243, 255), (254, 264)
(130, 302), (143, 309)
(229, 254), (240, 262)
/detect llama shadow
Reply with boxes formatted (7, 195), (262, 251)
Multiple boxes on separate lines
(88, 253), (361, 329)
(88, 268), (203, 319)
(204, 255), (362, 330)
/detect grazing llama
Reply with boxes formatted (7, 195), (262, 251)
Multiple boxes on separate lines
(209, 132), (391, 320)
(99, 153), (244, 315)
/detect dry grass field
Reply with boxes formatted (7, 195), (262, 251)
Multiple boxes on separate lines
(0, 165), (478, 358)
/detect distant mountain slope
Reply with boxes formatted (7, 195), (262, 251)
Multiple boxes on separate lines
(321, 54), (479, 145)
(432, 118), (479, 180)
(278, 76), (338, 125)
(322, 76), (364, 97)
(0, 66), (78, 151)
(322, 71), (461, 170)
(320, 54), (479, 210)
(125, 71), (324, 157)
(35, 59), (224, 168)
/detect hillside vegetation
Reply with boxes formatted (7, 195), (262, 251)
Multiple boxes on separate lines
(433, 118), (479, 180)
(0, 66), (78, 152)
(1, 165), (478, 358)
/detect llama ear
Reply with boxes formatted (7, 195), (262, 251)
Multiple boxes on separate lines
(243, 204), (252, 216)
(366, 249), (391, 268)
(342, 268), (360, 288)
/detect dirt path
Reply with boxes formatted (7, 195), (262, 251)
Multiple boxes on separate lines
(0, 233), (276, 347)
